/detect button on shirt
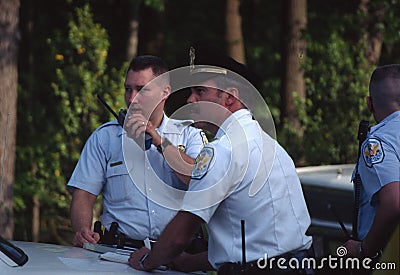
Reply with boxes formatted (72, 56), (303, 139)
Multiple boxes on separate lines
(182, 109), (312, 269)
(355, 110), (400, 240)
(67, 114), (204, 240)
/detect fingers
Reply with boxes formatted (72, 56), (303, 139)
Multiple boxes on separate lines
(73, 230), (100, 247)
(125, 114), (148, 139)
(129, 247), (151, 270)
(342, 239), (359, 258)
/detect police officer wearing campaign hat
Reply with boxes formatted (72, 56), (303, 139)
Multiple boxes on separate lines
(343, 64), (400, 274)
(129, 45), (314, 274)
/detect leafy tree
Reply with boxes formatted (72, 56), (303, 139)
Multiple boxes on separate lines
(13, 0), (400, 243)
(15, 3), (124, 243)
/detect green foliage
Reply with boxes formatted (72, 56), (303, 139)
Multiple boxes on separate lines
(274, 1), (382, 166)
(300, 33), (372, 165)
(15, 3), (124, 242)
(14, 0), (400, 243)
(144, 0), (165, 12)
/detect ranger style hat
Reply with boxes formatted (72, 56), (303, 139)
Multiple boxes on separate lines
(188, 43), (262, 91)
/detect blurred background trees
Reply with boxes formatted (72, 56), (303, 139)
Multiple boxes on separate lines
(0, 0), (20, 240)
(0, 0), (399, 242)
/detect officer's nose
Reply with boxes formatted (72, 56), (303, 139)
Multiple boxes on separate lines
(129, 90), (139, 104)
(187, 92), (197, 103)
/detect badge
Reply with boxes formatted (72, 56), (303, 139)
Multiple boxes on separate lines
(362, 138), (384, 167)
(177, 145), (186, 152)
(200, 131), (209, 145)
(191, 147), (214, 179)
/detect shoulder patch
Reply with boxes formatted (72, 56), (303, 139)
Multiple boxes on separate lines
(362, 138), (384, 167)
(191, 147), (214, 180)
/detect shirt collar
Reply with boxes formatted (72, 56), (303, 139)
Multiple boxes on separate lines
(215, 109), (252, 139)
(156, 113), (168, 134)
(370, 110), (400, 134)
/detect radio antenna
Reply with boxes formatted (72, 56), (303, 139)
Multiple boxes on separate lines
(97, 94), (119, 120)
(241, 219), (247, 267)
(327, 204), (351, 239)
(0, 113), (11, 196)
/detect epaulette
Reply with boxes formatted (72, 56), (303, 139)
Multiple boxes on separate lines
(164, 119), (194, 133)
(96, 120), (120, 131)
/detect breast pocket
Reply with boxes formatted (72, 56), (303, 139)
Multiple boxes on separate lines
(104, 164), (133, 203)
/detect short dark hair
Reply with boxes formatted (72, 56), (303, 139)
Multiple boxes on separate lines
(370, 64), (400, 86)
(127, 55), (169, 76)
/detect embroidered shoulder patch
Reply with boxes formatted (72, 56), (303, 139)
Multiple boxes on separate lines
(191, 147), (214, 179)
(362, 138), (384, 167)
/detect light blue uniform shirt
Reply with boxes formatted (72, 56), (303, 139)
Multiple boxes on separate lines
(67, 114), (205, 240)
(355, 110), (400, 240)
(182, 109), (312, 269)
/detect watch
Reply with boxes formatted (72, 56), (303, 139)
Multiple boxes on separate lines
(157, 138), (172, 153)
(138, 253), (150, 270)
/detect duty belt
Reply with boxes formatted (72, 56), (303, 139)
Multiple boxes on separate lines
(115, 235), (156, 249)
(94, 221), (155, 249)
(94, 221), (207, 253)
(218, 249), (315, 275)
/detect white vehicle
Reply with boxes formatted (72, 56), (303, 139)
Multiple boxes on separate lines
(0, 238), (199, 275)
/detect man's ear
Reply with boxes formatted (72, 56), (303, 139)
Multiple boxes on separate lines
(366, 95), (373, 113)
(225, 87), (239, 106)
(162, 85), (171, 100)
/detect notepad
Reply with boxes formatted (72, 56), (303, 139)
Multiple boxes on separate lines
(99, 252), (129, 264)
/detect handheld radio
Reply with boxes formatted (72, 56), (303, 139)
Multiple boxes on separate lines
(97, 94), (152, 150)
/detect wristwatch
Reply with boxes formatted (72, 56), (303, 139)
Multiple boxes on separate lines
(138, 253), (150, 270)
(157, 138), (172, 153)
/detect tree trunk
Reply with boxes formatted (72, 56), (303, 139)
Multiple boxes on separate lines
(0, 0), (20, 239)
(225, 0), (246, 63)
(32, 195), (40, 242)
(359, 0), (384, 66)
(126, 0), (142, 60)
(280, 0), (307, 135)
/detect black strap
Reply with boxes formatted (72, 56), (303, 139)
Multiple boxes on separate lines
(352, 120), (369, 240)
(218, 249), (314, 275)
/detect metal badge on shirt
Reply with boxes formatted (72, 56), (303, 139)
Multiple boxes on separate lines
(177, 145), (186, 152)
(191, 147), (214, 179)
(200, 131), (209, 145)
(362, 138), (385, 167)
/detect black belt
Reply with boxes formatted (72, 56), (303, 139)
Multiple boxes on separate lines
(96, 221), (207, 253)
(218, 249), (314, 275)
(115, 236), (156, 249)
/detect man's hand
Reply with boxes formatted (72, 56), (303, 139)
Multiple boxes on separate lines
(168, 251), (212, 272)
(125, 113), (162, 147)
(129, 247), (151, 271)
(73, 228), (100, 247)
(343, 239), (362, 258)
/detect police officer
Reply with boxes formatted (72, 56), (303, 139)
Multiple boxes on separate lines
(343, 65), (400, 272)
(68, 55), (206, 247)
(129, 46), (313, 274)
